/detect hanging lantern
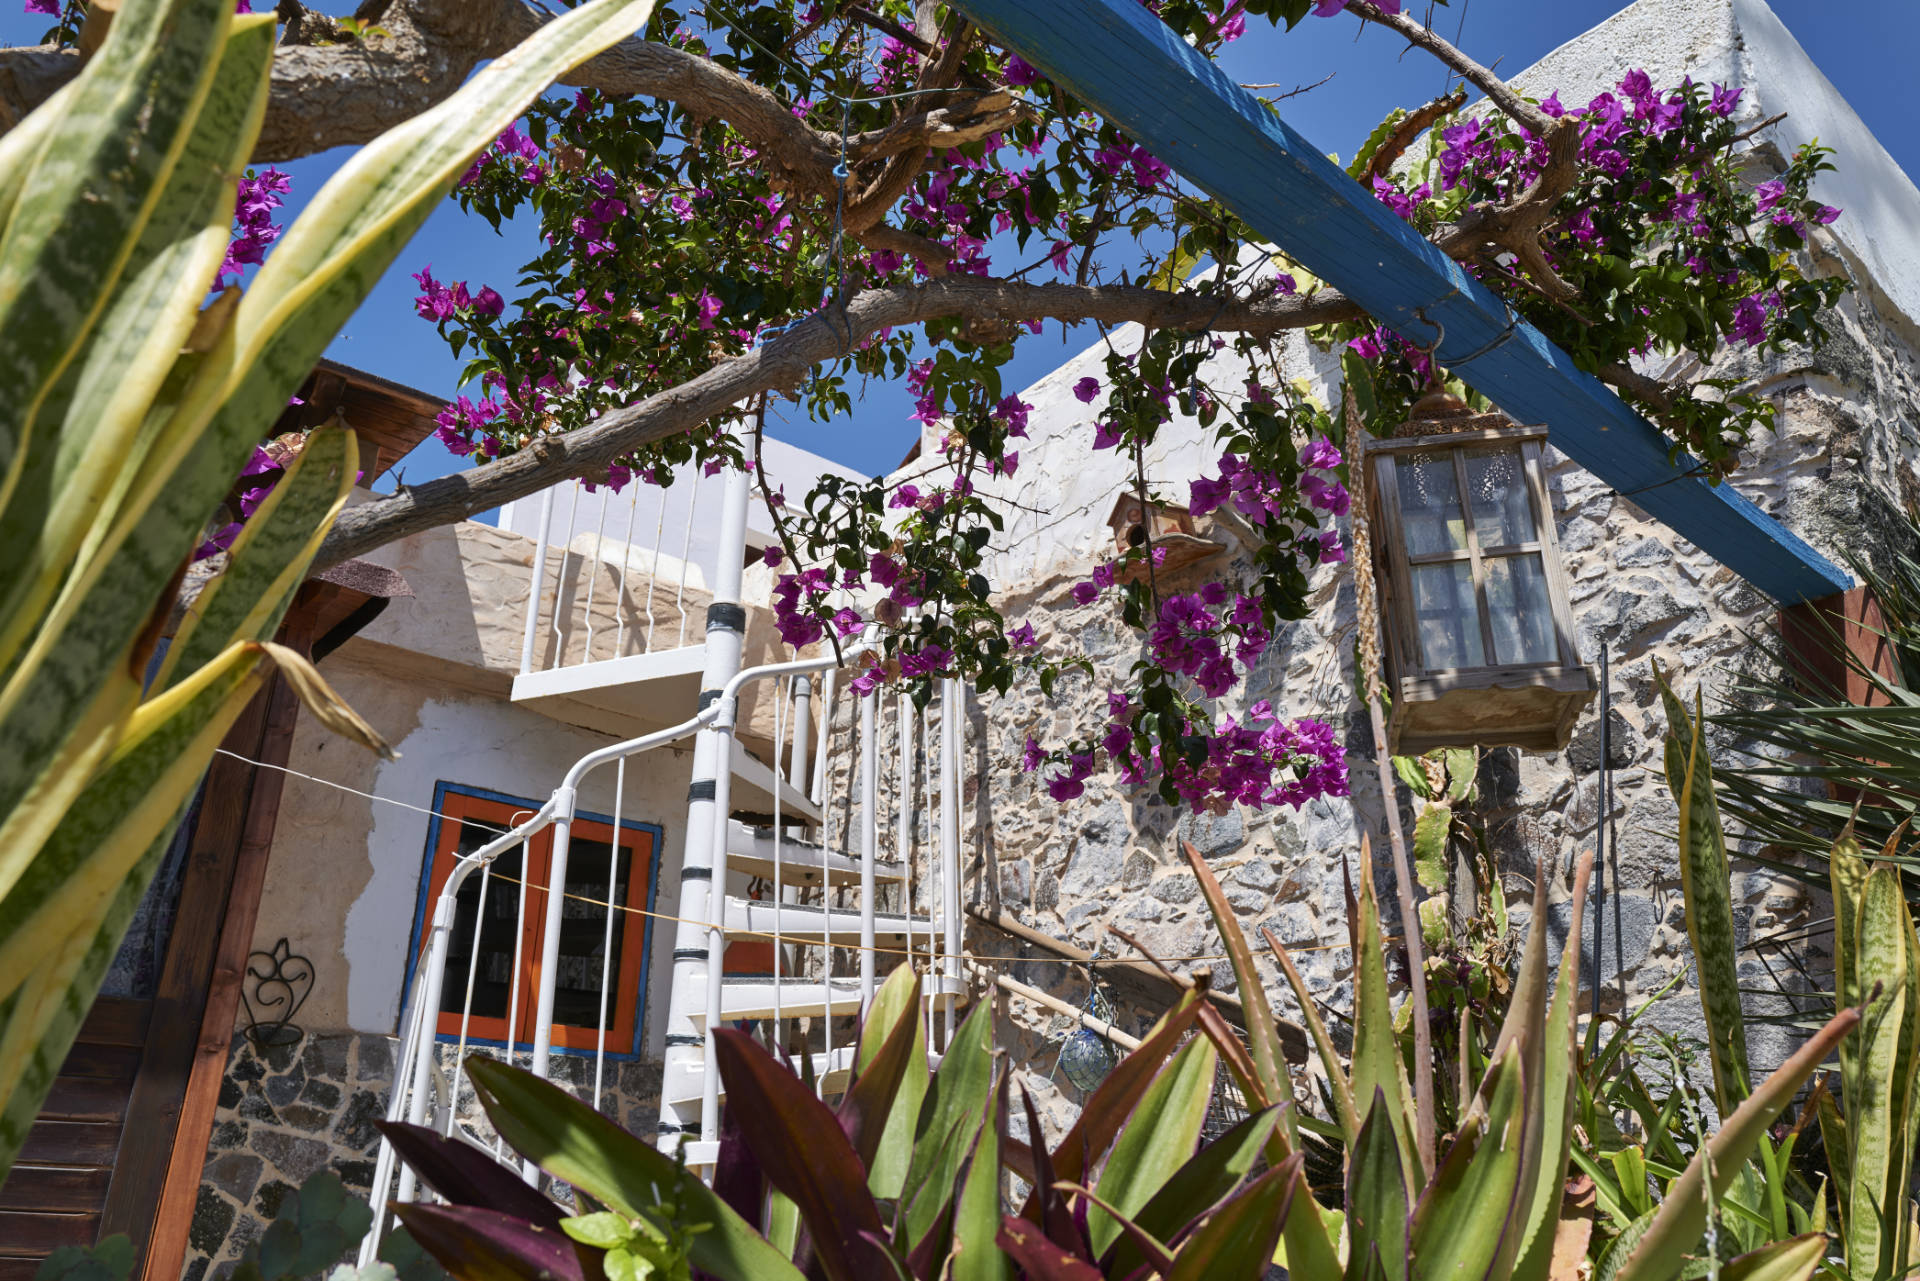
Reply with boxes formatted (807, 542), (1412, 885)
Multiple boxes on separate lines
(1361, 391), (1596, 754)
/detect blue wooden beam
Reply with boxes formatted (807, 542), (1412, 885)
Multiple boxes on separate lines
(952, 0), (1850, 604)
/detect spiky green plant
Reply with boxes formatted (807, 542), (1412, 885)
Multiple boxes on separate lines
(0, 0), (659, 1180)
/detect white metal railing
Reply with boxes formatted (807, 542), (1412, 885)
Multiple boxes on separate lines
(517, 468), (714, 677)
(358, 641), (967, 1262)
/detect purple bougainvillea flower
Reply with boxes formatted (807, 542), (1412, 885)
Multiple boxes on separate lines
(1073, 376), (1100, 403)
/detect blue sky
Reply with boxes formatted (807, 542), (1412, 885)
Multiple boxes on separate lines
(7, 1), (1914, 501)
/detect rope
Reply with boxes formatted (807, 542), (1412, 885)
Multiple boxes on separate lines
(1345, 398), (1384, 700)
(215, 747), (1375, 965)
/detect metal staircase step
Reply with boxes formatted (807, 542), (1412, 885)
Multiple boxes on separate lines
(662, 1044), (951, 1107)
(724, 822), (904, 887)
(721, 896), (937, 947)
(690, 977), (867, 1024)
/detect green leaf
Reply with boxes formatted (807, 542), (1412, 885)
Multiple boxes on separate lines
(1718, 1234), (1829, 1281)
(1108, 1107), (1281, 1280)
(1352, 844), (1418, 1195)
(857, 963), (927, 1200)
(561, 1212), (634, 1250)
(465, 1057), (803, 1281)
(901, 999), (994, 1249)
(1266, 927), (1357, 1141)
(839, 965), (922, 1178)
(1413, 804), (1451, 894)
(1088, 1037), (1216, 1256)
(1165, 1158), (1297, 1281)
(950, 1071), (1008, 1281)
(1842, 864), (1918, 1278)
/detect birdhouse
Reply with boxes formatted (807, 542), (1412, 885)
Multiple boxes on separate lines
(1363, 392), (1596, 753)
(1106, 495), (1221, 581)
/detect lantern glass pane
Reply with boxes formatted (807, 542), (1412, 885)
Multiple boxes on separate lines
(1410, 561), (1485, 669)
(1395, 451), (1467, 556)
(1463, 445), (1536, 549)
(1485, 553), (1557, 664)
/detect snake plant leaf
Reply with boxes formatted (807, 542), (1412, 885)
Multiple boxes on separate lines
(858, 962), (929, 1200)
(1844, 864), (1919, 1278)
(0, 0), (231, 504)
(1166, 1158), (1299, 1281)
(1409, 1040), (1530, 1281)
(1266, 925), (1358, 1141)
(1352, 840), (1420, 1195)
(1656, 666), (1751, 1116)
(466, 1055), (804, 1281)
(1718, 1233), (1830, 1281)
(900, 998), (993, 1249)
(0, 13), (275, 684)
(1105, 1106), (1282, 1280)
(949, 1069), (1009, 1281)
(1829, 827), (1870, 1124)
(1088, 1036), (1216, 1257)
(1512, 853), (1594, 1281)
(1183, 838), (1292, 1137)
(0, 0), (658, 925)
(1347, 1087), (1411, 1281)
(1615, 1003), (1862, 1281)
(838, 965), (922, 1176)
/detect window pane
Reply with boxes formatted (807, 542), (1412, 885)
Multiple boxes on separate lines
(1394, 452), (1467, 557)
(1410, 561), (1485, 669)
(1485, 554), (1558, 665)
(1463, 445), (1536, 549)
(440, 832), (524, 1024)
(548, 835), (630, 1030)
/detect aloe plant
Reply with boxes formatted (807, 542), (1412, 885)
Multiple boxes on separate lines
(0, 0), (659, 1179)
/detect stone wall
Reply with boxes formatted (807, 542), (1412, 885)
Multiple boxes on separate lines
(185, 1032), (661, 1281)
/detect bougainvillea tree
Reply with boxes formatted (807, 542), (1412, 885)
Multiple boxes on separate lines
(1, 0), (1847, 814)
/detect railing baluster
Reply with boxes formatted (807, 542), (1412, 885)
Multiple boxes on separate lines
(549, 482), (582, 669)
(582, 484), (611, 663)
(592, 757), (628, 1112)
(519, 489), (555, 676)
(613, 479), (641, 659)
(859, 691), (879, 1009)
(941, 678), (962, 1043)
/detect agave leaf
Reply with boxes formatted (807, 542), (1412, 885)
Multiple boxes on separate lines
(1265, 926), (1358, 1141)
(859, 963), (929, 1200)
(1718, 1233), (1830, 1281)
(950, 1069), (1009, 1281)
(1346, 1088), (1411, 1281)
(1615, 1004), (1862, 1281)
(1409, 1041), (1529, 1281)
(0, 13), (276, 683)
(838, 965), (922, 1176)
(707, 1028), (891, 1281)
(1165, 1157), (1297, 1281)
(1088, 1035), (1216, 1257)
(1352, 841), (1419, 1194)
(1182, 838), (1291, 1127)
(391, 1203), (585, 1281)
(1656, 666), (1750, 1115)
(1844, 864), (1918, 1278)
(899, 999), (993, 1249)
(1511, 853), (1594, 1281)
(465, 1056), (803, 1281)
(374, 1120), (564, 1230)
(1106, 1106), (1281, 1279)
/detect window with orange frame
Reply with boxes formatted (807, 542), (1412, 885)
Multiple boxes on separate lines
(407, 784), (661, 1057)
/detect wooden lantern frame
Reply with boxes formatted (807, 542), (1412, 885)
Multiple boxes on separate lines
(1364, 422), (1596, 754)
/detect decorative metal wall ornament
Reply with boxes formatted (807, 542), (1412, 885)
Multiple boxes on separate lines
(240, 937), (315, 1049)
(1052, 962), (1121, 1092)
